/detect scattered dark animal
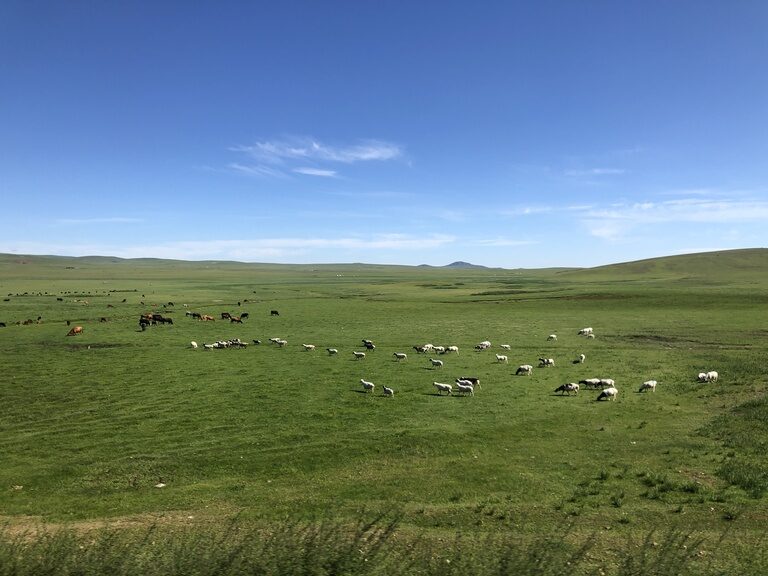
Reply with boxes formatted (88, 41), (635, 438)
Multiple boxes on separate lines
(221, 312), (232, 320)
(100, 317), (108, 322)
(0, 322), (6, 328)
(122, 298), (127, 303)
(270, 310), (279, 316)
(56, 297), (63, 301)
(66, 320), (71, 326)
(167, 302), (174, 306)
(240, 312), (249, 319)
(253, 339), (261, 344)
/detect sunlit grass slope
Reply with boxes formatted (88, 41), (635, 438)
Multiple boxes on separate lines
(1, 249), (767, 560)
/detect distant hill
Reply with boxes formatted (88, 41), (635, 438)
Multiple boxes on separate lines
(444, 261), (487, 269)
(561, 248), (768, 282)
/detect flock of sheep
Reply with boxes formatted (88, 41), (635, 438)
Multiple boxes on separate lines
(189, 324), (720, 401)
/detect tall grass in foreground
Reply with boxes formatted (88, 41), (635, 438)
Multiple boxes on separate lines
(1, 515), (765, 576)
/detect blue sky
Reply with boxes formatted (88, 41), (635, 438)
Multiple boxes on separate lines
(2, 1), (767, 268)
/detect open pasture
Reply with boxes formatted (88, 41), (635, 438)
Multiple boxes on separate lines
(2, 251), (768, 570)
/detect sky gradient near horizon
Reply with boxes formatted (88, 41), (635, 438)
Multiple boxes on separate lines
(2, 1), (767, 268)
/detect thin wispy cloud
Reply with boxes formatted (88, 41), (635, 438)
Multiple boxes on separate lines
(0, 234), (455, 262)
(293, 167), (338, 177)
(56, 217), (144, 225)
(579, 196), (768, 240)
(565, 168), (626, 177)
(229, 136), (403, 179)
(474, 237), (538, 247)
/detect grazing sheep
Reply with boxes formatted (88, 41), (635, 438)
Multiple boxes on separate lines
(429, 358), (444, 368)
(456, 381), (475, 396)
(554, 382), (580, 395)
(495, 354), (509, 364)
(500, 344), (511, 350)
(475, 340), (492, 350)
(547, 334), (558, 341)
(639, 380), (657, 393)
(413, 345), (428, 354)
(586, 333), (596, 339)
(576, 353), (586, 364)
(253, 340), (262, 345)
(538, 357), (555, 367)
(302, 344), (316, 351)
(578, 327), (594, 336)
(597, 386), (619, 401)
(327, 348), (338, 355)
(433, 345), (446, 354)
(579, 378), (602, 389)
(190, 341), (198, 349)
(393, 352), (408, 361)
(433, 382), (453, 395)
(516, 364), (533, 376)
(456, 376), (480, 388)
(360, 379), (375, 393)
(383, 386), (395, 397)
(599, 378), (615, 388)
(203, 343), (216, 350)
(706, 370), (719, 382)
(353, 351), (366, 359)
(445, 345), (460, 355)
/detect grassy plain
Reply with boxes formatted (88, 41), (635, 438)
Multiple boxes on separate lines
(1, 249), (768, 572)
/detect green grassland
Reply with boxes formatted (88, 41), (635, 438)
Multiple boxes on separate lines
(1, 249), (768, 572)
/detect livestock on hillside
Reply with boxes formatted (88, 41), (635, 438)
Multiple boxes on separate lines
(554, 382), (579, 395)
(433, 382), (452, 395)
(639, 380), (657, 392)
(597, 387), (619, 401)
(66, 326), (84, 336)
(393, 352), (408, 361)
(516, 364), (533, 376)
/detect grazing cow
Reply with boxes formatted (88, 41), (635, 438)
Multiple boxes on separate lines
(270, 310), (280, 316)
(66, 326), (84, 336)
(230, 316), (243, 323)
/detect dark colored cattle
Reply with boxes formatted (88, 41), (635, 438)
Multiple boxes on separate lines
(270, 310), (280, 316)
(240, 312), (249, 319)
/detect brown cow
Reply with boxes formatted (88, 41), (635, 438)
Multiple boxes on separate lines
(66, 326), (84, 336)
(200, 315), (215, 321)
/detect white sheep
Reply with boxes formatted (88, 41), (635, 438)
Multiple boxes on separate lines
(578, 327), (593, 336)
(433, 345), (446, 354)
(456, 381), (475, 396)
(547, 334), (558, 341)
(302, 344), (316, 351)
(353, 351), (366, 359)
(597, 386), (619, 401)
(599, 378), (615, 388)
(433, 382), (452, 395)
(495, 354), (509, 364)
(382, 386), (395, 397)
(639, 380), (657, 393)
(327, 348), (338, 355)
(393, 352), (408, 361)
(190, 341), (198, 349)
(577, 353), (586, 364)
(539, 357), (555, 367)
(456, 377), (480, 389)
(516, 364), (533, 375)
(554, 382), (579, 395)
(360, 379), (375, 393)
(579, 378), (602, 388)
(706, 370), (719, 382)
(429, 358), (444, 368)
(445, 345), (460, 355)
(500, 344), (511, 350)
